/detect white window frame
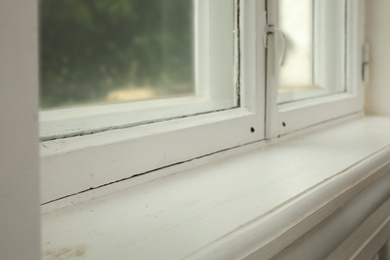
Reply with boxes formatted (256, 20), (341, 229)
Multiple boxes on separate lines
(40, 0), (266, 204)
(40, 0), (364, 204)
(265, 0), (365, 139)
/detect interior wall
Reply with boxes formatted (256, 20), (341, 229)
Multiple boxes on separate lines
(0, 0), (41, 259)
(365, 0), (390, 115)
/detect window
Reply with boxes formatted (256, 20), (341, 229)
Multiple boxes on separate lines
(39, 0), (364, 203)
(40, 0), (240, 140)
(40, 0), (264, 203)
(278, 0), (346, 104)
(265, 0), (364, 138)
(40, 1), (196, 109)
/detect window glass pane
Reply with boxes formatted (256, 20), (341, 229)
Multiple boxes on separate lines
(278, 0), (346, 104)
(39, 0), (237, 139)
(40, 0), (195, 109)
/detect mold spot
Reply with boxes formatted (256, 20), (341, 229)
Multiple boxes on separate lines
(250, 127), (255, 133)
(282, 122), (286, 127)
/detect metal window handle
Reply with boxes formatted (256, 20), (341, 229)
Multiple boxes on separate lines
(265, 25), (287, 67)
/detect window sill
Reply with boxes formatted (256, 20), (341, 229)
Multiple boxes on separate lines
(41, 115), (390, 259)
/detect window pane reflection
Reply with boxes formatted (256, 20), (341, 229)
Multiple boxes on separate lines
(278, 0), (346, 104)
(40, 0), (194, 109)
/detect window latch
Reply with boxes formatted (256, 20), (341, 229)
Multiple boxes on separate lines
(263, 25), (287, 67)
(362, 43), (370, 82)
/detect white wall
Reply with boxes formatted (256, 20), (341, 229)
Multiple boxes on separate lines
(365, 0), (390, 115)
(0, 0), (41, 259)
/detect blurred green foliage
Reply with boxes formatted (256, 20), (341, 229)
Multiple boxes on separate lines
(40, 0), (194, 109)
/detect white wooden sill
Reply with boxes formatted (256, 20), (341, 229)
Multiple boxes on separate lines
(41, 115), (390, 260)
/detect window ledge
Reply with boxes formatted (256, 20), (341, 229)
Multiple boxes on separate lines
(41, 116), (390, 260)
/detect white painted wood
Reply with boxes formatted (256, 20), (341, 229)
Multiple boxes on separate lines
(265, 0), (280, 139)
(378, 240), (390, 260)
(270, 164), (390, 260)
(313, 0), (346, 94)
(40, 96), (232, 140)
(40, 0), (266, 203)
(41, 116), (390, 260)
(325, 198), (390, 260)
(194, 0), (237, 102)
(277, 93), (362, 135)
(365, 0), (390, 115)
(40, 108), (262, 203)
(0, 1), (41, 259)
(41, 113), (362, 213)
